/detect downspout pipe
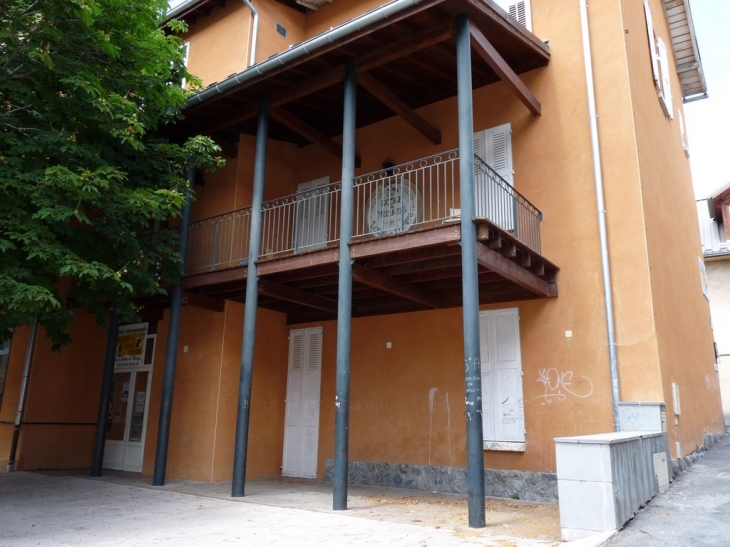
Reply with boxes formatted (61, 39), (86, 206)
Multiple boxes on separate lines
(7, 318), (38, 472)
(241, 0), (259, 67)
(579, 0), (620, 431)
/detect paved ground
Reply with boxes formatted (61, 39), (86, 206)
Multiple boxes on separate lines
(0, 471), (561, 547)
(606, 435), (730, 547)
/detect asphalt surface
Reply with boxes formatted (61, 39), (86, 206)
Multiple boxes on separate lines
(606, 434), (730, 547)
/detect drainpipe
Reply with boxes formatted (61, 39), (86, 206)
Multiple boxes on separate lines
(579, 0), (620, 431)
(241, 0), (259, 67)
(7, 318), (38, 472)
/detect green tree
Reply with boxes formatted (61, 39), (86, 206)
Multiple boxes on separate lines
(0, 0), (222, 347)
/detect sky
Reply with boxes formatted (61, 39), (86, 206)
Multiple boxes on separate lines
(165, 0), (727, 197)
(682, 0), (730, 198)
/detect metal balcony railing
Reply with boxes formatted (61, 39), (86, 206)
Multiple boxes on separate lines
(186, 149), (543, 274)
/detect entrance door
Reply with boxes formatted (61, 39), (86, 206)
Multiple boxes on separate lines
(103, 335), (155, 472)
(282, 327), (323, 478)
(294, 177), (330, 252)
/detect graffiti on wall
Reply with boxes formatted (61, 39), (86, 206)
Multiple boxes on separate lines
(532, 367), (594, 404)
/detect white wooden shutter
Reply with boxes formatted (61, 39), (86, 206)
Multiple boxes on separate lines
(479, 309), (524, 445)
(474, 124), (514, 231)
(678, 110), (689, 158)
(656, 37), (674, 119)
(282, 327), (322, 479)
(643, 0), (660, 91)
(479, 312), (495, 442)
(282, 330), (305, 477)
(484, 124), (513, 186)
(492, 309), (524, 442)
(299, 327), (322, 478)
(295, 177), (329, 251)
(494, 0), (532, 31)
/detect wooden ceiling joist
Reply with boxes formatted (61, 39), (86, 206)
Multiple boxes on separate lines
(271, 107), (362, 167)
(469, 21), (541, 116)
(475, 242), (552, 297)
(358, 72), (441, 145)
(352, 263), (442, 309)
(202, 23), (453, 135)
(258, 278), (338, 313)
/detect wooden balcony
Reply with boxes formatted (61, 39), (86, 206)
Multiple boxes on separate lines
(177, 151), (558, 323)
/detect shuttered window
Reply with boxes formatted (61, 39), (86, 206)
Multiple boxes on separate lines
(494, 0), (532, 31)
(644, 1), (673, 120)
(474, 123), (515, 232)
(479, 309), (525, 450)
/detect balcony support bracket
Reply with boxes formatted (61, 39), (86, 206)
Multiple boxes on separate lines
(469, 21), (541, 116)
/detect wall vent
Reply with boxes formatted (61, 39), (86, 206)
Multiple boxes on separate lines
(276, 22), (288, 38)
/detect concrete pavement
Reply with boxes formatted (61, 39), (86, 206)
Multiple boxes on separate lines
(0, 471), (561, 547)
(606, 435), (730, 547)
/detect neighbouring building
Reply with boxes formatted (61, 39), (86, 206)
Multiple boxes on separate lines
(1, 0), (723, 522)
(698, 184), (730, 430)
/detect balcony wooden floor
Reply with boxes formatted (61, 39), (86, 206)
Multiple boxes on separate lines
(175, 219), (558, 324)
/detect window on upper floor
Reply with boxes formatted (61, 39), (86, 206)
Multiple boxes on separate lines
(643, 0), (673, 120)
(494, 0), (532, 32)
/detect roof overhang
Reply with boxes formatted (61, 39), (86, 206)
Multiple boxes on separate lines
(662, 0), (707, 102)
(165, 0), (223, 26)
(707, 181), (730, 221)
(167, 0), (550, 149)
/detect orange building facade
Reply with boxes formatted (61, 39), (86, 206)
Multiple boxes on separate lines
(0, 0), (722, 508)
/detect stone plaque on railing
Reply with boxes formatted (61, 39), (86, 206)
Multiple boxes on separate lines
(366, 177), (422, 236)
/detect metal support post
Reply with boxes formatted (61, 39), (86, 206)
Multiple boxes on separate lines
(232, 97), (269, 497)
(152, 159), (196, 486)
(6, 318), (38, 472)
(456, 12), (486, 528)
(333, 60), (357, 511)
(91, 309), (120, 476)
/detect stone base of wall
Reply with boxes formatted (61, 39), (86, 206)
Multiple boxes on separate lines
(322, 460), (558, 502)
(671, 432), (726, 477)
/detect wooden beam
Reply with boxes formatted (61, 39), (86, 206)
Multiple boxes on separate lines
(203, 22), (452, 134)
(469, 21), (541, 116)
(183, 266), (247, 290)
(358, 21), (454, 72)
(358, 72), (441, 145)
(183, 291), (225, 312)
(476, 242), (551, 297)
(350, 226), (461, 259)
(258, 278), (338, 313)
(271, 107), (361, 167)
(257, 247), (339, 276)
(352, 263), (442, 309)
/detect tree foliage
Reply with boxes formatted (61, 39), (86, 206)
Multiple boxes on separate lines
(0, 0), (223, 347)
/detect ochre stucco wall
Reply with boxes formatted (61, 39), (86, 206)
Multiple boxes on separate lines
(181, 0), (305, 89)
(620, 0), (723, 456)
(0, 313), (106, 470)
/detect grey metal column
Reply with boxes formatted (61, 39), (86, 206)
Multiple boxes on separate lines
(232, 97), (269, 497)
(153, 159), (196, 486)
(6, 318), (38, 472)
(456, 12), (486, 528)
(333, 59), (357, 511)
(91, 309), (120, 476)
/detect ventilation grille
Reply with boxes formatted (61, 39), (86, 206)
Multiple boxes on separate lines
(276, 22), (288, 38)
